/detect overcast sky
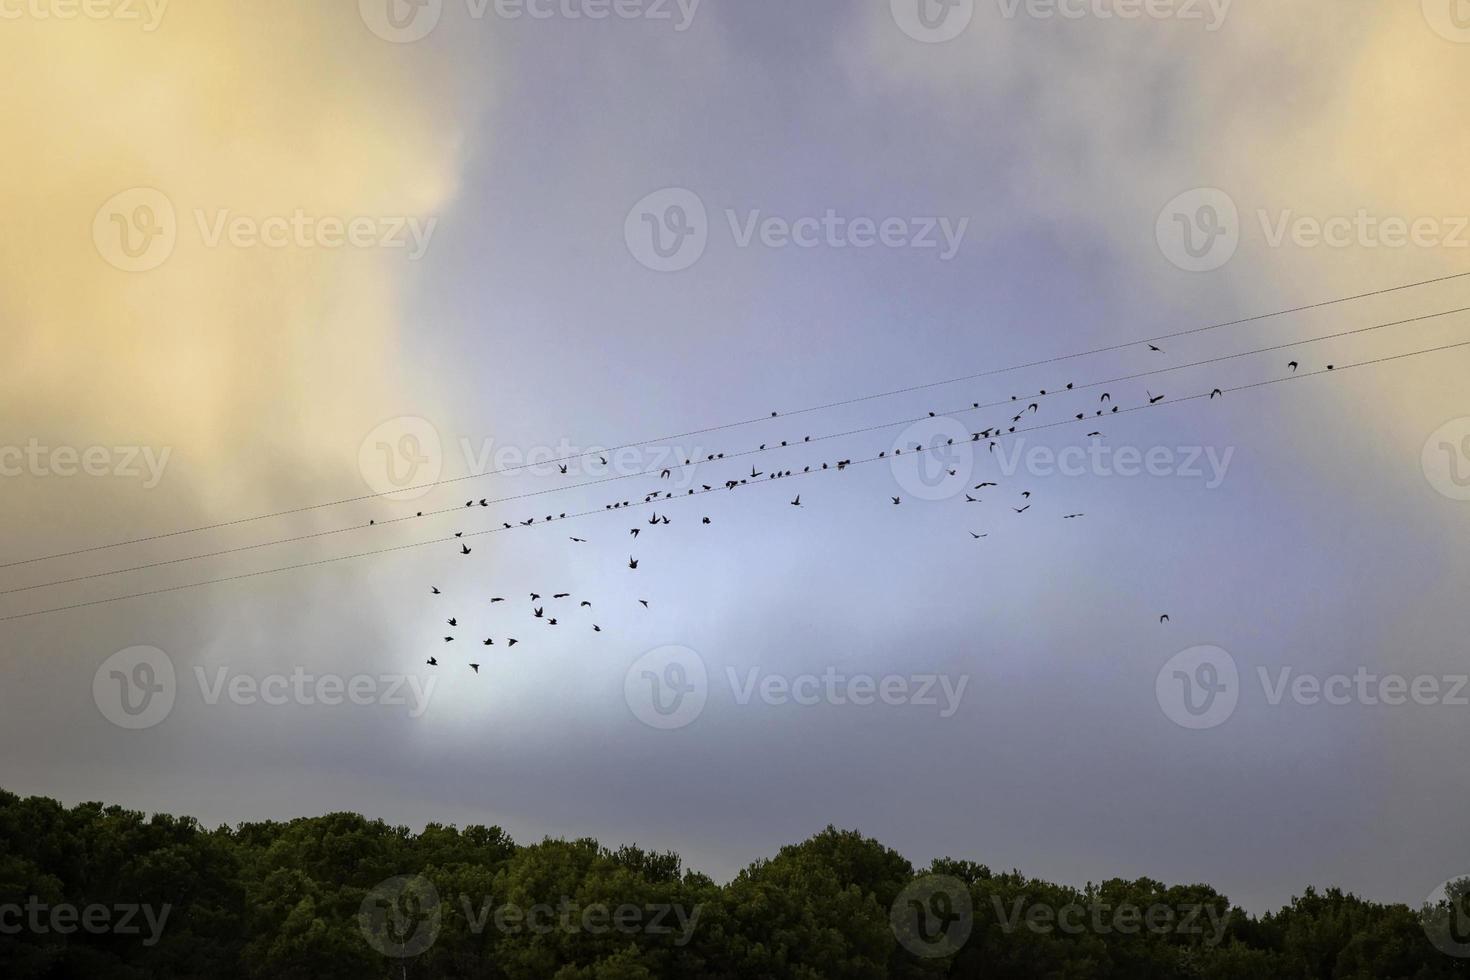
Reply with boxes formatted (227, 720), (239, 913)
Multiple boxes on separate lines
(3, 0), (1470, 914)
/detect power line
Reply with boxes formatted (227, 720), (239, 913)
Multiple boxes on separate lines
(5, 307), (1464, 599)
(4, 270), (1467, 572)
(4, 335), (1466, 624)
(4, 305), (1466, 598)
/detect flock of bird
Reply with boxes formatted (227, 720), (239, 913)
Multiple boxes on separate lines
(406, 356), (1324, 672)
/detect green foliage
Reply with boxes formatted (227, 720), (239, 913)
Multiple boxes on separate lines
(0, 789), (1466, 978)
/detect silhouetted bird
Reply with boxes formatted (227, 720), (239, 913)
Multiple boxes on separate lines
(469, 664), (480, 673)
(629, 556), (639, 569)
(427, 657), (438, 666)
(790, 495), (801, 507)
(461, 544), (472, 555)
(1160, 614), (1170, 624)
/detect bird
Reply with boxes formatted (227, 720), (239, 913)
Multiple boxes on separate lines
(1326, 364), (1335, 371)
(1021, 491), (1032, 499)
(970, 532), (987, 539)
(1210, 388), (1222, 399)
(1148, 344), (1163, 352)
(975, 482), (997, 489)
(891, 497), (901, 505)
(461, 544), (472, 555)
(426, 657), (438, 667)
(483, 639), (494, 646)
(965, 494), (978, 503)
(507, 638), (519, 647)
(1147, 391), (1165, 405)
(443, 637), (455, 643)
(469, 664), (480, 674)
(553, 593), (570, 599)
(533, 607), (544, 618)
(547, 619), (558, 626)
(629, 556), (639, 569)
(702, 517), (711, 524)
(790, 495), (801, 507)
(530, 593), (541, 601)
(490, 597), (505, 603)
(660, 469), (671, 479)
(570, 537), (586, 543)
(1063, 513), (1085, 519)
(630, 528), (640, 538)
(431, 587), (441, 595)
(581, 601), (592, 607)
(1160, 614), (1170, 624)
(447, 618), (458, 627)
(1288, 361), (1298, 372)
(1086, 432), (1102, 438)
(559, 464), (568, 474)
(1014, 505), (1031, 514)
(593, 625), (602, 632)
(639, 600), (649, 608)
(454, 532), (463, 538)
(599, 456), (608, 465)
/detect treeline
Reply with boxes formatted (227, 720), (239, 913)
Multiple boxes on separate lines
(1, 788), (1466, 978)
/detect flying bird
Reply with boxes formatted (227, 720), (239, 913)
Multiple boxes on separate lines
(490, 597), (505, 603)
(570, 537), (587, 543)
(1210, 388), (1222, 399)
(581, 601), (592, 607)
(469, 664), (480, 674)
(790, 495), (801, 507)
(892, 497), (901, 505)
(1147, 391), (1165, 405)
(533, 607), (544, 618)
(426, 657), (438, 667)
(1014, 505), (1031, 514)
(1160, 614), (1170, 624)
(507, 638), (518, 647)
(530, 593), (541, 601)
(970, 532), (987, 539)
(559, 464), (568, 474)
(1288, 361), (1298, 372)
(447, 618), (457, 627)
(431, 587), (441, 595)
(1148, 344), (1163, 352)
(629, 556), (639, 569)
(593, 625), (602, 632)
(460, 544), (472, 555)
(553, 593), (570, 599)
(483, 639), (494, 646)
(639, 600), (649, 608)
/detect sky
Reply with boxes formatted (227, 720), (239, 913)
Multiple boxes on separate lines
(2, 0), (1470, 915)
